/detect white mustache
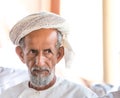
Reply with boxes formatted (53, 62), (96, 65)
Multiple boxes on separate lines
(31, 66), (50, 73)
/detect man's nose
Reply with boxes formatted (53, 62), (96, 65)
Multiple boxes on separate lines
(35, 53), (45, 66)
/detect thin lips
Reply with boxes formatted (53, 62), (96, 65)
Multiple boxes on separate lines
(33, 69), (49, 73)
(32, 68), (50, 75)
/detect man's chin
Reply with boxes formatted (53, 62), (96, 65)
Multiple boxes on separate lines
(29, 69), (55, 87)
(30, 74), (54, 87)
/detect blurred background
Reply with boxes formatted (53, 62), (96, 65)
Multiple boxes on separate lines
(0, 0), (120, 86)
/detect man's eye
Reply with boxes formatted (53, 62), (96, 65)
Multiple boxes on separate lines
(44, 49), (52, 54)
(30, 49), (37, 54)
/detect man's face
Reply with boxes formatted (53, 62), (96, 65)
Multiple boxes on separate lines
(19, 28), (63, 87)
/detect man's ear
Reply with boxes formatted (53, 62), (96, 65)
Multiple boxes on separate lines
(15, 46), (25, 63)
(57, 46), (64, 63)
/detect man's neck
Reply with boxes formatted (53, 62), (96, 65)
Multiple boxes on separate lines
(28, 76), (56, 91)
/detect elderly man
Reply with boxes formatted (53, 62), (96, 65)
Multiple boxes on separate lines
(0, 11), (97, 98)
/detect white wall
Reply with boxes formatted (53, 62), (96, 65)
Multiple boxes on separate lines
(60, 0), (103, 82)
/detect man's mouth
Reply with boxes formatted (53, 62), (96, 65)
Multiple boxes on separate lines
(32, 69), (50, 76)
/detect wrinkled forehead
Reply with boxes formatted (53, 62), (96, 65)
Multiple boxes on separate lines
(25, 28), (58, 40)
(24, 28), (58, 46)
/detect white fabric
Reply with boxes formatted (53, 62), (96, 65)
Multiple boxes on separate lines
(0, 68), (29, 94)
(0, 77), (97, 98)
(91, 83), (113, 97)
(99, 91), (120, 98)
(97, 85), (120, 98)
(9, 11), (74, 68)
(98, 93), (114, 98)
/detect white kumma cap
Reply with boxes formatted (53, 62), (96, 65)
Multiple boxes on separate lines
(9, 11), (74, 68)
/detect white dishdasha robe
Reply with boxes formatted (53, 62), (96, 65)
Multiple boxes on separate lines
(0, 77), (98, 98)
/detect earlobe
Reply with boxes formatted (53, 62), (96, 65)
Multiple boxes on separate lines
(15, 46), (25, 63)
(57, 46), (64, 63)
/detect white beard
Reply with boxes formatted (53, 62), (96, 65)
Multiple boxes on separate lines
(29, 66), (55, 87)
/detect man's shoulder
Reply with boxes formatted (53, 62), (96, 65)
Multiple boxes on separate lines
(57, 76), (90, 89)
(56, 77), (98, 97)
(0, 81), (28, 98)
